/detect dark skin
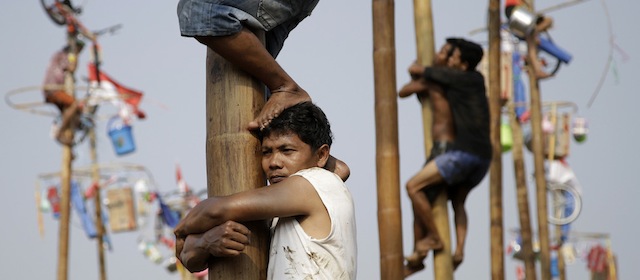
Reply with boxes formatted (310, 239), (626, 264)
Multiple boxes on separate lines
(398, 43), (476, 276)
(195, 28), (311, 131)
(52, 43), (85, 146)
(175, 132), (349, 273)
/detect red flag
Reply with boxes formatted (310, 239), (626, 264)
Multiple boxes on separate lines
(176, 164), (190, 194)
(88, 63), (146, 119)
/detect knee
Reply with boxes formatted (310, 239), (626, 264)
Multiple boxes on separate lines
(405, 180), (422, 198)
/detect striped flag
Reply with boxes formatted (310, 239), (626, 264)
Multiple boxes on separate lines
(87, 63), (146, 122)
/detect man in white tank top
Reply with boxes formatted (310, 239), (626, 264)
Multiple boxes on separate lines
(175, 102), (356, 279)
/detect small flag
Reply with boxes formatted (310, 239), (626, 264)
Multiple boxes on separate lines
(176, 164), (190, 194)
(87, 63), (146, 122)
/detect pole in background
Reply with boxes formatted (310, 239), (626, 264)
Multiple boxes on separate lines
(372, 0), (404, 278)
(487, 0), (505, 279)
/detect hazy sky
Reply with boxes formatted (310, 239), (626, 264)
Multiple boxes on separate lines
(1, 1), (638, 279)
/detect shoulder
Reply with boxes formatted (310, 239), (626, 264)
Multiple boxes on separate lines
(293, 167), (341, 184)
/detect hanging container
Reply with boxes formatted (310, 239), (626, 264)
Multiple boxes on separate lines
(107, 116), (136, 156)
(508, 7), (536, 38)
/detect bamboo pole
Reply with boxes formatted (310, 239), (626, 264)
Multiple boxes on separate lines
(89, 128), (107, 280)
(88, 41), (107, 280)
(412, 1), (453, 278)
(487, 0), (505, 279)
(56, 34), (78, 280)
(509, 105), (537, 280)
(525, 34), (552, 280)
(372, 0), (404, 278)
(205, 31), (269, 280)
(413, 0), (435, 155)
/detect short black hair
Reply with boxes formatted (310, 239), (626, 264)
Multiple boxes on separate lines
(446, 37), (484, 70)
(259, 102), (333, 151)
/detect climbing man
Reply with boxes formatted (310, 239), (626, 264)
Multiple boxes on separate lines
(398, 38), (492, 276)
(42, 39), (85, 145)
(174, 102), (357, 279)
(177, 0), (319, 131)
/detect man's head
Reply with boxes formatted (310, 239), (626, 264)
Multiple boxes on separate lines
(435, 38), (483, 71)
(259, 102), (333, 183)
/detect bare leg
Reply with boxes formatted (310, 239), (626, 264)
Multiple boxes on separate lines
(525, 32), (554, 80)
(451, 186), (472, 270)
(55, 101), (82, 146)
(404, 161), (445, 274)
(195, 28), (311, 130)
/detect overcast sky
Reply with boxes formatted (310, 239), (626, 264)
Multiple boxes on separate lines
(1, 0), (638, 279)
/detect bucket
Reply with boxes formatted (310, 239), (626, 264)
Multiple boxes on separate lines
(508, 7), (536, 38)
(107, 116), (136, 156)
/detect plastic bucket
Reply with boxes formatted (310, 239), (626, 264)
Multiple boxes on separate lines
(107, 116), (136, 156)
(508, 7), (536, 38)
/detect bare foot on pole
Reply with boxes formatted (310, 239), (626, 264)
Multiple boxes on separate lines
(403, 261), (425, 278)
(404, 236), (443, 277)
(453, 251), (464, 270)
(248, 89), (311, 130)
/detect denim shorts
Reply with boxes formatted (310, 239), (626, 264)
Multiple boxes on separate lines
(424, 149), (490, 201)
(177, 0), (319, 56)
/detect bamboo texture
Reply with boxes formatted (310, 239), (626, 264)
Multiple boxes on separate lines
(372, 0), (404, 278)
(487, 0), (505, 279)
(205, 37), (269, 279)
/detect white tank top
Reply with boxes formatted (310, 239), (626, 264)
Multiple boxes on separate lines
(267, 167), (357, 280)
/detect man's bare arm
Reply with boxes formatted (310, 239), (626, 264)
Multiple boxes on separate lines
(174, 175), (322, 258)
(178, 221), (251, 272)
(325, 155), (350, 181)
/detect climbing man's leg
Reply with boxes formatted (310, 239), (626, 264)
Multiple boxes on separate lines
(451, 186), (472, 270)
(404, 160), (445, 274)
(195, 29), (311, 130)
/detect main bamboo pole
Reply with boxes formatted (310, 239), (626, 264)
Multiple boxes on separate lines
(487, 0), (505, 279)
(525, 32), (552, 280)
(372, 0), (404, 279)
(205, 32), (269, 279)
(509, 105), (537, 280)
(56, 34), (78, 280)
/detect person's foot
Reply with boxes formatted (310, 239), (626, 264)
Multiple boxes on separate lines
(453, 251), (464, 270)
(56, 131), (74, 146)
(248, 88), (311, 131)
(404, 236), (443, 275)
(415, 236), (443, 254)
(403, 260), (425, 278)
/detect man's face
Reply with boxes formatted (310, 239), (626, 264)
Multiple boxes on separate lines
(261, 131), (319, 184)
(434, 43), (464, 70)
